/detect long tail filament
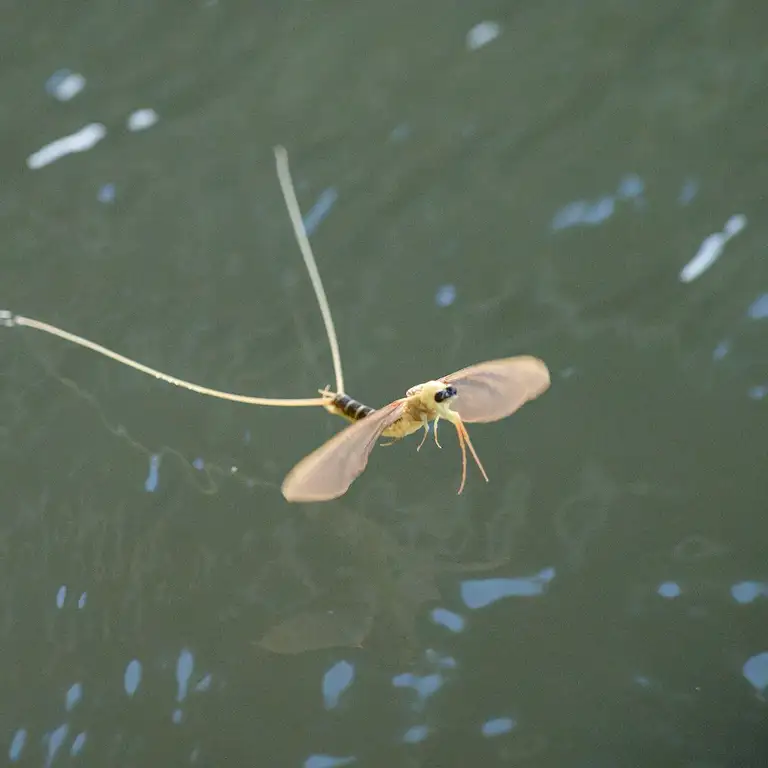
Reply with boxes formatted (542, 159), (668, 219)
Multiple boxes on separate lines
(1, 146), (344, 410)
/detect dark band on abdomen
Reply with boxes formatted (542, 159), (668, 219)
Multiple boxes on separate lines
(332, 393), (374, 421)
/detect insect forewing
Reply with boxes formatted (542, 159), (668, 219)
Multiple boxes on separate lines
(443, 356), (550, 423)
(282, 401), (406, 502)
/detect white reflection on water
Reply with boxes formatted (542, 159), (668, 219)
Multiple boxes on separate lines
(742, 652), (768, 694)
(65, 682), (83, 711)
(616, 174), (645, 200)
(466, 21), (501, 51)
(70, 731), (87, 756)
(97, 183), (116, 204)
(678, 178), (699, 205)
(303, 188), (339, 237)
(712, 340), (731, 361)
(551, 197), (615, 231)
(323, 660), (354, 710)
(144, 453), (161, 492)
(124, 659), (142, 697)
(8, 728), (26, 762)
(56, 585), (67, 609)
(747, 293), (768, 320)
(392, 672), (444, 711)
(127, 108), (159, 132)
(45, 69), (86, 101)
(424, 649), (457, 669)
(176, 648), (194, 702)
(45, 723), (69, 768)
(481, 717), (516, 737)
(304, 755), (356, 768)
(402, 724), (429, 744)
(679, 213), (746, 283)
(551, 172), (647, 231)
(460, 567), (556, 609)
(657, 582), (681, 599)
(430, 607), (465, 632)
(731, 581), (768, 604)
(26, 123), (107, 170)
(434, 283), (457, 308)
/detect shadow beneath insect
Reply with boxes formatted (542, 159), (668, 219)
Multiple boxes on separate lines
(254, 488), (518, 663)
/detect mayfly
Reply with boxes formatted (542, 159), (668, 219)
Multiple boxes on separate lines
(283, 357), (549, 502)
(2, 146), (550, 502)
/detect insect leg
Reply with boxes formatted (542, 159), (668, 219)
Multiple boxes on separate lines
(457, 419), (489, 483)
(416, 416), (430, 451)
(433, 416), (443, 449)
(454, 422), (468, 494)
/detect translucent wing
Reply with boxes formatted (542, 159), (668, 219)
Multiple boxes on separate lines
(282, 401), (406, 503)
(442, 356), (550, 423)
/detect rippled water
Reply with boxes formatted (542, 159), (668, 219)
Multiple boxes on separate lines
(3, 1), (768, 766)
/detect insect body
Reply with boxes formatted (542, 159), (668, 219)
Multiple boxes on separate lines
(3, 146), (551, 506)
(282, 356), (550, 503)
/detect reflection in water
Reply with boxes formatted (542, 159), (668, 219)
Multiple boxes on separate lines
(70, 732), (87, 757)
(8, 729), (26, 762)
(45, 723), (69, 768)
(712, 339), (730, 361)
(303, 188), (339, 237)
(481, 717), (516, 737)
(392, 672), (444, 711)
(747, 294), (768, 320)
(97, 183), (116, 204)
(434, 283), (457, 308)
(552, 197), (615, 231)
(65, 682), (83, 711)
(460, 567), (556, 609)
(45, 69), (86, 101)
(126, 108), (159, 132)
(424, 649), (457, 670)
(304, 755), (356, 768)
(731, 581), (768, 604)
(259, 609), (374, 655)
(430, 607), (465, 632)
(742, 652), (768, 695)
(144, 453), (161, 492)
(554, 463), (620, 570)
(124, 659), (142, 697)
(26, 123), (107, 170)
(551, 173), (645, 232)
(678, 178), (699, 205)
(322, 660), (355, 710)
(402, 724), (429, 744)
(256, 493), (521, 657)
(678, 214), (747, 283)
(466, 21), (501, 52)
(77, 591), (87, 609)
(176, 648), (194, 702)
(55, 585), (66, 609)
(656, 581), (681, 599)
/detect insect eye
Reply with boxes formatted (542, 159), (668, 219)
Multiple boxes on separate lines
(435, 385), (458, 403)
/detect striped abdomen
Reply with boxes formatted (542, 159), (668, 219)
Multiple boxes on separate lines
(328, 393), (375, 423)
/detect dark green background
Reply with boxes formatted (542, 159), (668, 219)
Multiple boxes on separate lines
(3, 1), (767, 766)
